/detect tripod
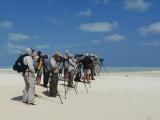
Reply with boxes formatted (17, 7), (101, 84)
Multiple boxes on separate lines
(47, 74), (63, 104)
(64, 70), (78, 99)
(74, 67), (89, 94)
(98, 60), (108, 79)
(74, 79), (88, 94)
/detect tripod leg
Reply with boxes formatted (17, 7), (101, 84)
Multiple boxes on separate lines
(75, 81), (78, 90)
(82, 79), (88, 94)
(64, 78), (67, 99)
(74, 86), (78, 95)
(57, 91), (63, 104)
(88, 82), (91, 88)
(47, 86), (49, 97)
(86, 79), (91, 88)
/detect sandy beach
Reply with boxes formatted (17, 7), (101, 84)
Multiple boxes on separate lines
(0, 70), (160, 120)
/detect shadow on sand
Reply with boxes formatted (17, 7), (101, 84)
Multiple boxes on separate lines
(11, 96), (23, 102)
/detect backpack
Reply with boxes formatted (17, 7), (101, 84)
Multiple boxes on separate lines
(13, 54), (29, 73)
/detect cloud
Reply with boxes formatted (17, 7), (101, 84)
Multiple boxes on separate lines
(0, 20), (12, 29)
(36, 45), (50, 49)
(79, 22), (118, 32)
(104, 34), (125, 42)
(53, 43), (86, 49)
(94, 0), (110, 5)
(139, 21), (160, 35)
(47, 16), (63, 24)
(6, 42), (26, 54)
(8, 33), (31, 41)
(78, 9), (92, 17)
(47, 16), (57, 24)
(143, 41), (160, 46)
(124, 0), (151, 11)
(92, 40), (102, 43)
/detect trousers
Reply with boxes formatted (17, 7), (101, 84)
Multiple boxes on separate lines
(22, 74), (36, 104)
(49, 73), (58, 97)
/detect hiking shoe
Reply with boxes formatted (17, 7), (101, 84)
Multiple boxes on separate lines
(27, 103), (36, 105)
(22, 101), (27, 104)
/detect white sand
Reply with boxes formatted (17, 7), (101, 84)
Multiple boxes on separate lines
(0, 70), (160, 120)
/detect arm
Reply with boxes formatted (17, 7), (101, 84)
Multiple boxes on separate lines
(50, 58), (58, 69)
(69, 58), (76, 67)
(26, 56), (35, 73)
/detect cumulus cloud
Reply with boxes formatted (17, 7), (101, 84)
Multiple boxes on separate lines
(104, 34), (125, 42)
(0, 20), (12, 29)
(6, 42), (26, 54)
(36, 45), (50, 49)
(94, 0), (110, 5)
(124, 0), (151, 11)
(8, 33), (31, 41)
(143, 41), (160, 46)
(78, 9), (92, 17)
(139, 21), (160, 35)
(79, 22), (118, 32)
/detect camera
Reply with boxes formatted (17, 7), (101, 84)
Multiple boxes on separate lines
(100, 58), (104, 62)
(37, 51), (48, 59)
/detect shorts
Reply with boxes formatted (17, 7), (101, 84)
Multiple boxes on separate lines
(83, 69), (91, 74)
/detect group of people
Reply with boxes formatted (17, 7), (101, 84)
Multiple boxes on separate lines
(13, 48), (104, 105)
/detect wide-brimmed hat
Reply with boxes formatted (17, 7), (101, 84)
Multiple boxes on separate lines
(53, 52), (61, 57)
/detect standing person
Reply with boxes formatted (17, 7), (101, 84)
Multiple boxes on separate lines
(49, 52), (61, 97)
(66, 53), (77, 88)
(63, 52), (69, 82)
(90, 54), (96, 80)
(22, 48), (37, 105)
(43, 58), (50, 88)
(80, 53), (93, 83)
(35, 57), (43, 85)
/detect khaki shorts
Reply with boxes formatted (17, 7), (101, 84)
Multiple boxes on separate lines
(83, 69), (91, 74)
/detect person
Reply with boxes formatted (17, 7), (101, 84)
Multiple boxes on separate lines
(80, 53), (93, 83)
(22, 48), (37, 105)
(66, 53), (77, 88)
(49, 52), (61, 97)
(63, 51), (69, 82)
(90, 54), (96, 80)
(35, 57), (43, 85)
(43, 58), (50, 88)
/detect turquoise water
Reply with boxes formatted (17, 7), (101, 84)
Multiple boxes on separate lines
(102, 67), (160, 73)
(0, 66), (12, 69)
(1, 67), (160, 73)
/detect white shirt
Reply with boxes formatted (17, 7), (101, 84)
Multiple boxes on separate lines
(50, 57), (58, 68)
(49, 57), (60, 73)
(67, 58), (76, 72)
(23, 56), (35, 73)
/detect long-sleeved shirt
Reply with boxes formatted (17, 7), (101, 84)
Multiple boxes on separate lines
(67, 58), (76, 72)
(43, 59), (50, 73)
(50, 57), (58, 68)
(23, 56), (35, 73)
(49, 57), (60, 73)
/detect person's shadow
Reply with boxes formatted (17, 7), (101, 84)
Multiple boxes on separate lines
(11, 96), (23, 102)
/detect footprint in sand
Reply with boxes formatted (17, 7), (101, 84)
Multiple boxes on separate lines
(146, 117), (160, 120)
(147, 117), (152, 120)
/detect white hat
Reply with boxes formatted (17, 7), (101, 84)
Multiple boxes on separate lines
(25, 48), (32, 55)
(85, 53), (89, 56)
(90, 54), (95, 57)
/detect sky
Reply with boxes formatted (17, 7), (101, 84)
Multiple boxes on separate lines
(0, 0), (160, 67)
